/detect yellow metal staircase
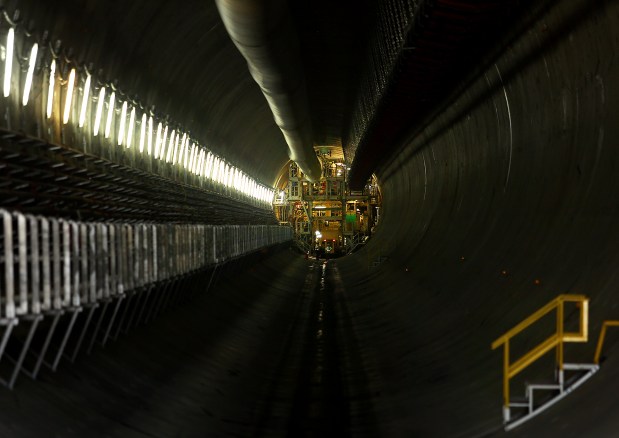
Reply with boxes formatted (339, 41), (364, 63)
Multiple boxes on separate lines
(491, 295), (618, 431)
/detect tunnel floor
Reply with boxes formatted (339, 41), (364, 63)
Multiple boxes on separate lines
(0, 247), (371, 437)
(1, 246), (619, 437)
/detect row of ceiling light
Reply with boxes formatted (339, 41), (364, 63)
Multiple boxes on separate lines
(2, 17), (275, 207)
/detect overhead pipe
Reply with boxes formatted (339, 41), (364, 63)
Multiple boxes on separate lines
(215, 0), (322, 182)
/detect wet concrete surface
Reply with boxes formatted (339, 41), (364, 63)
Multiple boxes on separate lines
(0, 247), (313, 437)
(0, 248), (379, 437)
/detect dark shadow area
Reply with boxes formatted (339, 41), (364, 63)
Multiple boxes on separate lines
(0, 246), (312, 437)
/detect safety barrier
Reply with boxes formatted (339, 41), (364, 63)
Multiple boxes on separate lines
(491, 294), (594, 429)
(594, 320), (619, 364)
(0, 208), (292, 388)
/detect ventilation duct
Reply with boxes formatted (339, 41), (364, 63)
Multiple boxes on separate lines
(215, 0), (322, 182)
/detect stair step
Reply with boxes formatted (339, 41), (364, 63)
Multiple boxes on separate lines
(505, 366), (600, 432)
(509, 396), (530, 408)
(528, 384), (561, 391)
(563, 363), (599, 371)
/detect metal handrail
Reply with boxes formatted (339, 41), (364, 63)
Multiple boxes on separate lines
(594, 320), (619, 364)
(491, 294), (589, 410)
(1, 208), (292, 320)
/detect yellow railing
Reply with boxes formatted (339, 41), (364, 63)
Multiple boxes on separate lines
(491, 294), (589, 408)
(594, 320), (619, 364)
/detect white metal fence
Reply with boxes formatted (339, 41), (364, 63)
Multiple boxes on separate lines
(0, 209), (292, 321)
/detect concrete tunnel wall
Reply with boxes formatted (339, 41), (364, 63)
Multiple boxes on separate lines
(335, 0), (619, 435)
(2, 0), (619, 436)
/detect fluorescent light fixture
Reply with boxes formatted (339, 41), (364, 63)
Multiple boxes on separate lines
(166, 129), (175, 162)
(184, 138), (190, 169)
(127, 107), (135, 148)
(105, 91), (115, 139)
(189, 146), (196, 173)
(185, 139), (193, 170)
(199, 152), (205, 176)
(193, 145), (204, 174)
(78, 73), (91, 127)
(4, 28), (14, 97)
(198, 150), (205, 175)
(212, 157), (219, 181)
(212, 156), (219, 180)
(172, 132), (183, 164)
(161, 125), (169, 159)
(172, 132), (180, 164)
(202, 150), (207, 174)
(195, 147), (201, 173)
(200, 151), (207, 176)
(187, 142), (194, 170)
(178, 133), (187, 166)
(147, 116), (153, 155)
(189, 144), (196, 172)
(228, 166), (234, 188)
(22, 43), (38, 106)
(63, 69), (76, 124)
(46, 60), (56, 118)
(208, 156), (215, 179)
(139, 113), (146, 152)
(314, 205), (326, 209)
(226, 166), (234, 187)
(206, 153), (211, 177)
(205, 153), (213, 178)
(154, 122), (162, 157)
(179, 134), (184, 164)
(118, 101), (127, 145)
(190, 147), (196, 173)
(93, 86), (105, 135)
(175, 135), (183, 165)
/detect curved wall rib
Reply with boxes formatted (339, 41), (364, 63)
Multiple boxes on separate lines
(336, 0), (619, 434)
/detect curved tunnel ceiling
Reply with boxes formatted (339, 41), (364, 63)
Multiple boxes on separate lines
(12, 0), (534, 190)
(15, 0), (290, 185)
(12, 0), (381, 187)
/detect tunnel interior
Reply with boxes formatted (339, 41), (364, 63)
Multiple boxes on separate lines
(1, 0), (619, 436)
